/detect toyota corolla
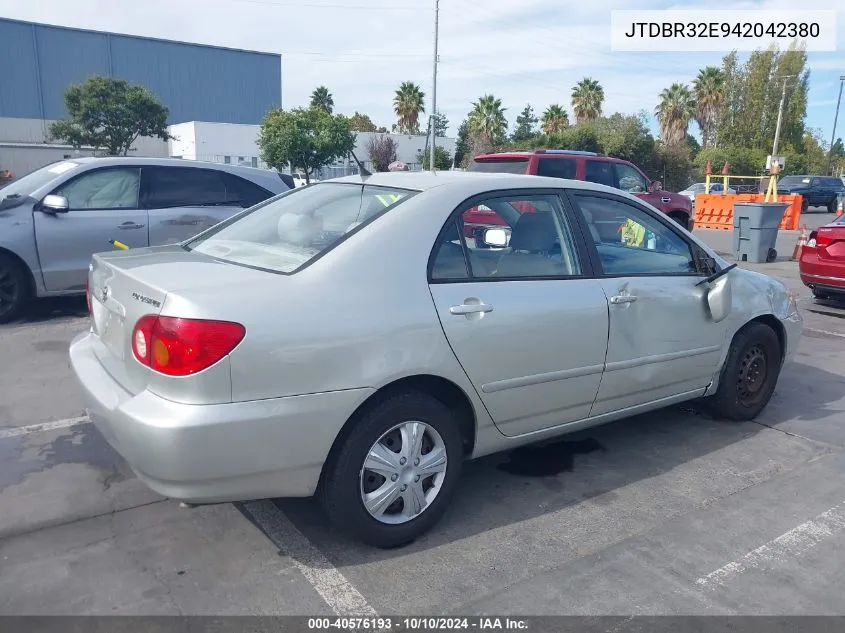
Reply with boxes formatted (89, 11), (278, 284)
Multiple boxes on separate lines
(69, 171), (802, 547)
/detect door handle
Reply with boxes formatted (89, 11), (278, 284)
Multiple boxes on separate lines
(610, 294), (637, 304)
(118, 222), (145, 230)
(450, 303), (494, 316)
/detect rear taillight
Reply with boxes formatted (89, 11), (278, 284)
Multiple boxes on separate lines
(85, 277), (92, 314)
(806, 231), (818, 248)
(131, 315), (246, 376)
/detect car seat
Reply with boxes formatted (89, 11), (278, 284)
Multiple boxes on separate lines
(494, 212), (572, 276)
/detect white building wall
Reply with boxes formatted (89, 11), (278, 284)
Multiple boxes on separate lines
(0, 116), (168, 177)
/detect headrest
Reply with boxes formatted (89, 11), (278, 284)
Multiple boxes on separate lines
(508, 212), (557, 252)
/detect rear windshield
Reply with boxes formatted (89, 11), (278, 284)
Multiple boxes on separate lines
(186, 182), (417, 274)
(468, 158), (530, 174)
(778, 176), (810, 187)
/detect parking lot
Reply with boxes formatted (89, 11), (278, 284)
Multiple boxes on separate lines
(1, 216), (844, 617)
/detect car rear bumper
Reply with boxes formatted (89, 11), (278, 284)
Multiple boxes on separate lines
(799, 253), (845, 291)
(69, 331), (374, 503)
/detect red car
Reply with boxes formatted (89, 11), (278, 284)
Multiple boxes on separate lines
(799, 215), (845, 300)
(466, 149), (694, 231)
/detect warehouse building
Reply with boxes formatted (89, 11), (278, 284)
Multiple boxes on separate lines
(0, 17), (282, 176)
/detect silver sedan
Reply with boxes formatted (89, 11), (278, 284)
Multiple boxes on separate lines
(69, 172), (802, 547)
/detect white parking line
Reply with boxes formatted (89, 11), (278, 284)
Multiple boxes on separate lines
(804, 327), (845, 339)
(242, 500), (378, 617)
(0, 415), (90, 440)
(696, 500), (845, 589)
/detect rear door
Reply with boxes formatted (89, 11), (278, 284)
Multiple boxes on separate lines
(428, 190), (610, 437)
(567, 190), (729, 416)
(141, 166), (245, 245)
(33, 166), (148, 292)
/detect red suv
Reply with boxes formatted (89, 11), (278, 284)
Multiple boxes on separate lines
(467, 150), (694, 231)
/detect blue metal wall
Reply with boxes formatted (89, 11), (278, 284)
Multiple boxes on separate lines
(0, 18), (282, 125)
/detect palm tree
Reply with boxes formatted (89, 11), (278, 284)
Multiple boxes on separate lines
(693, 66), (725, 148)
(541, 104), (570, 134)
(655, 83), (697, 147)
(309, 86), (334, 114)
(393, 81), (425, 134)
(468, 94), (507, 144)
(571, 78), (604, 124)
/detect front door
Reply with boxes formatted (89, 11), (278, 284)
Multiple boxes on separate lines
(141, 166), (245, 245)
(428, 191), (610, 437)
(34, 166), (147, 292)
(569, 191), (729, 416)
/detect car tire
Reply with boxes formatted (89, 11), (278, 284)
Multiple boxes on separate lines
(319, 390), (464, 548)
(801, 198), (809, 213)
(828, 199), (837, 214)
(0, 252), (31, 324)
(703, 321), (782, 421)
(811, 288), (829, 300)
(669, 212), (690, 231)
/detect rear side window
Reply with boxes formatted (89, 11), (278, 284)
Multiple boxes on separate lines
(187, 183), (416, 274)
(585, 160), (615, 187)
(537, 157), (576, 179)
(225, 174), (274, 208)
(143, 167), (230, 208)
(468, 159), (529, 174)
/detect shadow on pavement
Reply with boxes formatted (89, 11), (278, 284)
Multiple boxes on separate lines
(273, 361), (842, 562)
(6, 296), (87, 325)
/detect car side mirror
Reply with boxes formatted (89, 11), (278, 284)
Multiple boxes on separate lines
(41, 194), (69, 214)
(483, 228), (509, 248)
(649, 181), (663, 192)
(705, 274), (732, 323)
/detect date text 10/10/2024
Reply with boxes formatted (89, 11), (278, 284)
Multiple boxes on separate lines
(307, 617), (530, 630)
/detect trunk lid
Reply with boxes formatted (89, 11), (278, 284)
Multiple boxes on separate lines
(87, 244), (270, 395)
(814, 221), (845, 262)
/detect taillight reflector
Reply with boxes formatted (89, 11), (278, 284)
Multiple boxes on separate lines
(131, 315), (246, 376)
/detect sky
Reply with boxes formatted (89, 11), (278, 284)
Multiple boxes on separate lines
(1, 0), (843, 145)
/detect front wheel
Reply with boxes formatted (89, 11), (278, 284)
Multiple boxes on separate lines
(703, 322), (782, 421)
(0, 253), (31, 324)
(319, 391), (464, 548)
(828, 199), (838, 214)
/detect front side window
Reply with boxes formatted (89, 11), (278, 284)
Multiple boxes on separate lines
(55, 167), (140, 210)
(614, 163), (648, 193)
(187, 183), (415, 274)
(573, 194), (695, 276)
(585, 160), (615, 188)
(431, 194), (582, 280)
(144, 167), (230, 208)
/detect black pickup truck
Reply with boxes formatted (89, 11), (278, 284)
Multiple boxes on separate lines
(777, 175), (845, 213)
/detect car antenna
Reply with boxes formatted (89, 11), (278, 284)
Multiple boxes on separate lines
(349, 151), (371, 177)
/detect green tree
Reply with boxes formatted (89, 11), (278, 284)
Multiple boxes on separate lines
(468, 94), (508, 146)
(454, 120), (469, 167)
(432, 112), (449, 137)
(347, 111), (382, 132)
(393, 81), (425, 134)
(417, 145), (452, 170)
(693, 66), (725, 148)
(48, 75), (172, 156)
(258, 106), (355, 184)
(590, 112), (655, 169)
(655, 83), (696, 147)
(571, 78), (604, 124)
(366, 134), (398, 172)
(309, 86), (334, 114)
(512, 104), (539, 142)
(540, 104), (569, 135)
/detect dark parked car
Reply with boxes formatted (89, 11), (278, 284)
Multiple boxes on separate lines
(777, 175), (845, 213)
(0, 157), (290, 322)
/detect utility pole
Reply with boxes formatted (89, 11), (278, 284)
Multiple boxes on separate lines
(826, 75), (845, 175)
(771, 76), (795, 158)
(429, 0), (440, 172)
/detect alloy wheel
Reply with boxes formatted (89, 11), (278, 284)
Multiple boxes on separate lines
(359, 421), (448, 525)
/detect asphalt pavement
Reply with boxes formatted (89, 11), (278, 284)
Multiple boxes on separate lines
(1, 212), (844, 616)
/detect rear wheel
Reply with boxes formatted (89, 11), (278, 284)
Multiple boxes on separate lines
(801, 198), (809, 213)
(319, 391), (464, 548)
(828, 199), (837, 214)
(0, 253), (30, 324)
(668, 211), (691, 231)
(811, 288), (830, 300)
(703, 321), (782, 421)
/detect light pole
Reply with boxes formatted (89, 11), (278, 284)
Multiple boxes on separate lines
(771, 75), (796, 158)
(429, 0), (440, 172)
(826, 75), (845, 175)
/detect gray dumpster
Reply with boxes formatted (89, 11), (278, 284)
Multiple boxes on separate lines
(732, 201), (788, 263)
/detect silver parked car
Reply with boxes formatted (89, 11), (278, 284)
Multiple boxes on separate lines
(69, 172), (802, 547)
(0, 156), (289, 322)
(679, 182), (738, 203)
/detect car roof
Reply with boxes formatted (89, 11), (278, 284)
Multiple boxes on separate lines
(472, 150), (634, 163)
(68, 156), (274, 176)
(327, 170), (626, 197)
